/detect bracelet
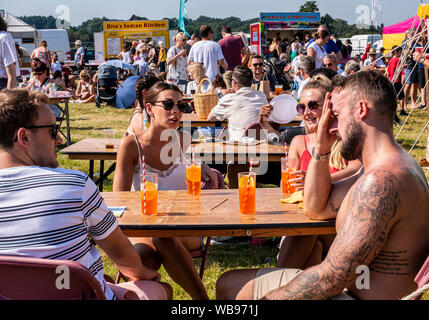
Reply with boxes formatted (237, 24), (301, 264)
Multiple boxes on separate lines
(311, 147), (331, 161)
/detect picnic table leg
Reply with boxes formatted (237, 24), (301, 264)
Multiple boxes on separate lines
(65, 99), (71, 146)
(89, 160), (94, 180)
(99, 160), (105, 192)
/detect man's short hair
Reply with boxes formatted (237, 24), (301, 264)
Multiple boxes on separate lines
(324, 53), (337, 63)
(300, 56), (316, 74)
(200, 25), (213, 39)
(221, 26), (232, 34)
(310, 68), (338, 80)
(251, 55), (263, 61)
(0, 16), (8, 32)
(0, 89), (48, 149)
(232, 66), (253, 88)
(332, 70), (397, 123)
(344, 60), (361, 75)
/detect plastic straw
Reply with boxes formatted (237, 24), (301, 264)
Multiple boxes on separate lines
(142, 155), (146, 215)
(244, 158), (254, 210)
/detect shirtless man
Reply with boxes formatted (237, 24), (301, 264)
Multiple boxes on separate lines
(216, 70), (429, 300)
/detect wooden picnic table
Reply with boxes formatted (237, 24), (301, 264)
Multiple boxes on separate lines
(179, 113), (303, 128)
(102, 188), (336, 238)
(47, 93), (72, 146)
(60, 138), (287, 190)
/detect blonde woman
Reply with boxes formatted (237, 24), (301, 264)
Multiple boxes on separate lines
(186, 62), (211, 95)
(73, 70), (96, 103)
(259, 75), (362, 270)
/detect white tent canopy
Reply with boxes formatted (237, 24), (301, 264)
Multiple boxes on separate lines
(3, 11), (36, 36)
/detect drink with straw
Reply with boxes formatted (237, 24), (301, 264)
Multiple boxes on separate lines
(140, 156), (158, 215)
(238, 172), (256, 214)
(186, 159), (201, 195)
(281, 156), (297, 194)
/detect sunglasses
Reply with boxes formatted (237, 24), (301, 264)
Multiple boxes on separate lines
(252, 63), (264, 67)
(154, 99), (188, 113)
(14, 123), (62, 142)
(34, 72), (43, 76)
(296, 101), (320, 114)
(322, 63), (333, 67)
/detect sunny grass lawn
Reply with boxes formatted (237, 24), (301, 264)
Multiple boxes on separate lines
(57, 102), (429, 300)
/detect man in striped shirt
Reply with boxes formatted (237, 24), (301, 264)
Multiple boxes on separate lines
(0, 89), (172, 300)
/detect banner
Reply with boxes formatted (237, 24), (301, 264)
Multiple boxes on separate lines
(179, 0), (190, 37)
(260, 12), (320, 23)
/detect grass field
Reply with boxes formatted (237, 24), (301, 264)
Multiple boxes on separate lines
(57, 101), (429, 300)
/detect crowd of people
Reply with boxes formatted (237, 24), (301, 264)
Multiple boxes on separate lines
(0, 13), (429, 301)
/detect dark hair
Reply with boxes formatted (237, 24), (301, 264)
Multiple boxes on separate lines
(213, 74), (227, 89)
(332, 70), (397, 123)
(222, 26), (232, 34)
(32, 61), (49, 76)
(135, 74), (163, 108)
(0, 89), (47, 148)
(41, 40), (47, 47)
(0, 16), (7, 32)
(310, 67), (338, 80)
(130, 47), (136, 55)
(143, 82), (181, 109)
(200, 25), (213, 39)
(232, 66), (253, 88)
(53, 70), (62, 79)
(251, 55), (263, 61)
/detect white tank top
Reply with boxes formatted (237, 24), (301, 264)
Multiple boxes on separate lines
(131, 132), (187, 191)
(308, 41), (327, 69)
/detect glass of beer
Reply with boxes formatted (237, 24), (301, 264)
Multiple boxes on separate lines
(140, 173), (158, 215)
(275, 85), (283, 96)
(186, 159), (201, 195)
(238, 172), (256, 214)
(104, 129), (116, 150)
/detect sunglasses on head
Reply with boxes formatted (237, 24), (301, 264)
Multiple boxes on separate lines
(154, 99), (188, 113)
(253, 63), (264, 67)
(296, 101), (320, 114)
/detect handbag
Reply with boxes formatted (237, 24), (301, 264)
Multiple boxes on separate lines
(255, 73), (271, 99)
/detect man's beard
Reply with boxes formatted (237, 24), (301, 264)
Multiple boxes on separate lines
(340, 121), (364, 161)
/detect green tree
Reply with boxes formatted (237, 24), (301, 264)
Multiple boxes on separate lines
(299, 1), (319, 13)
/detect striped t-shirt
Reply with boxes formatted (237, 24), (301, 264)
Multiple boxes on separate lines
(0, 166), (118, 300)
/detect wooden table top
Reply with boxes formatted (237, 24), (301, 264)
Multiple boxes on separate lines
(60, 138), (286, 163)
(102, 188), (336, 237)
(60, 138), (119, 161)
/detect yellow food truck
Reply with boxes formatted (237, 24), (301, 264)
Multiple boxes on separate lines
(96, 20), (173, 61)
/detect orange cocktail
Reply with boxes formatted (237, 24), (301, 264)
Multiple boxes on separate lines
(275, 85), (283, 96)
(281, 157), (297, 194)
(186, 161), (201, 195)
(140, 173), (158, 215)
(238, 172), (256, 214)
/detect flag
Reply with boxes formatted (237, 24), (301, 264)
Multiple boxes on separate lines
(371, 0), (383, 26)
(179, 0), (190, 37)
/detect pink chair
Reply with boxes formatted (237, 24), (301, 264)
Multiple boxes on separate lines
(0, 255), (106, 300)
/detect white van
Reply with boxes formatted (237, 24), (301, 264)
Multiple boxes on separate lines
(38, 29), (71, 62)
(349, 34), (382, 57)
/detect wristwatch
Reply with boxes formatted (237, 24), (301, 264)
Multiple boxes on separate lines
(419, 57), (426, 64)
(311, 147), (331, 161)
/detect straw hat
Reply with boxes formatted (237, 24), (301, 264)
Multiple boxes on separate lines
(148, 41), (155, 47)
(368, 48), (377, 55)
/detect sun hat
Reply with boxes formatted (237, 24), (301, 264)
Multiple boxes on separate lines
(369, 48), (377, 55)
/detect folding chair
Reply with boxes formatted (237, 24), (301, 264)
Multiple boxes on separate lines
(0, 255), (106, 300)
(115, 237), (212, 283)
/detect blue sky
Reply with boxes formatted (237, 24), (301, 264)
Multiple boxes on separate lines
(2, 0), (422, 27)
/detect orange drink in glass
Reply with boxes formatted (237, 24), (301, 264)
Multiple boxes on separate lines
(140, 173), (158, 215)
(186, 159), (201, 195)
(275, 85), (283, 96)
(281, 157), (290, 193)
(238, 172), (256, 214)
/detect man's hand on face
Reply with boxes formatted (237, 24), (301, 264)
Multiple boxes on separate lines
(315, 92), (338, 155)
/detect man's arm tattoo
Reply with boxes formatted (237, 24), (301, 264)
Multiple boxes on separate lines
(264, 169), (402, 300)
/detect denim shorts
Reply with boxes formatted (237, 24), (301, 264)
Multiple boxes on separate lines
(404, 68), (419, 84)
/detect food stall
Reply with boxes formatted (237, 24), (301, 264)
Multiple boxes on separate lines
(250, 12), (320, 57)
(101, 20), (170, 60)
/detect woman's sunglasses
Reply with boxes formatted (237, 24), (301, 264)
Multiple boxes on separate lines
(252, 63), (264, 67)
(296, 101), (320, 115)
(154, 99), (188, 113)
